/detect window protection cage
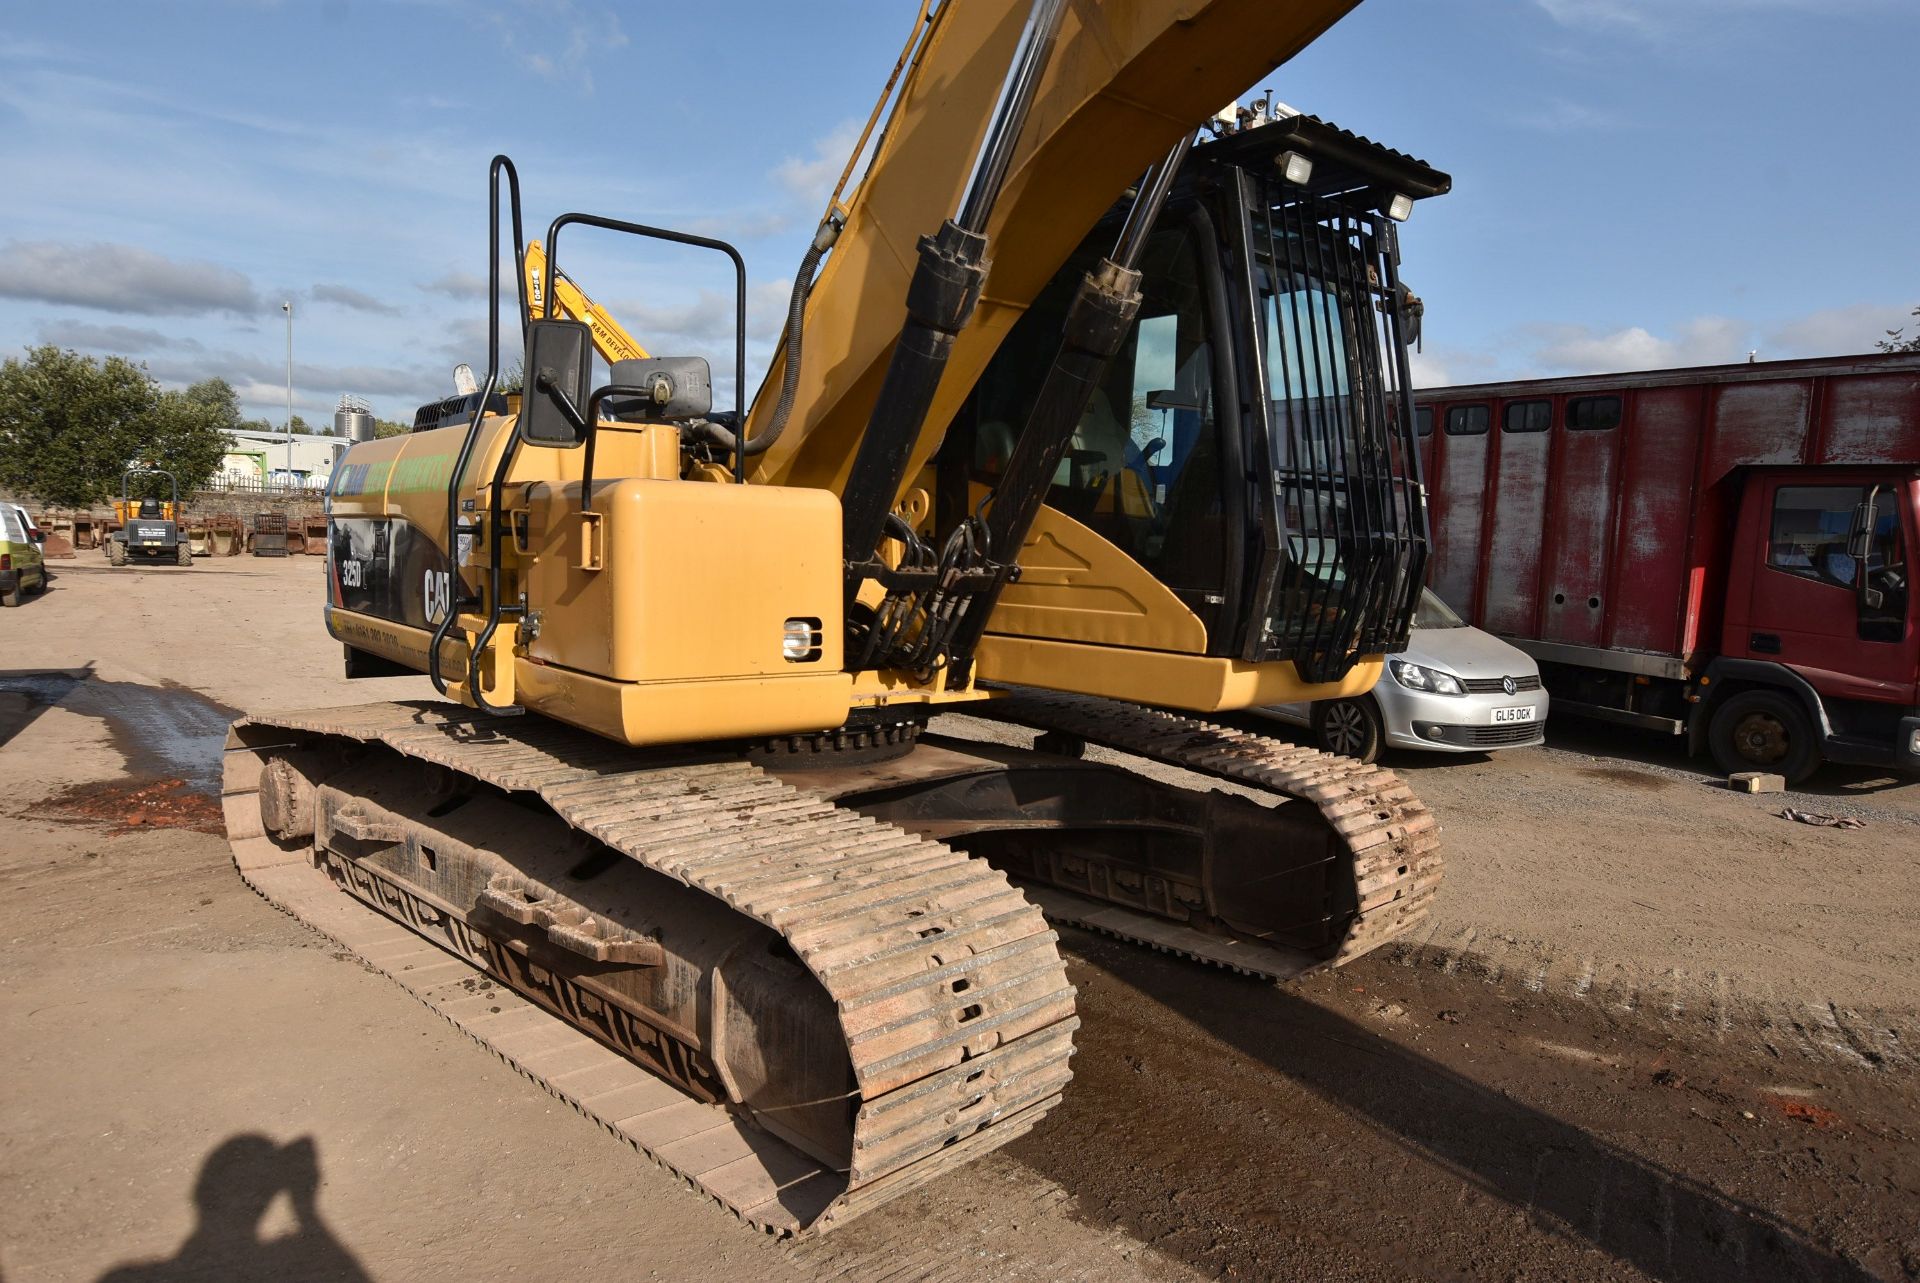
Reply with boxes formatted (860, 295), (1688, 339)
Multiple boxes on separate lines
(1251, 183), (1428, 683)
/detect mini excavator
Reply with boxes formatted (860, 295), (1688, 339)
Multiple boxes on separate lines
(226, 0), (1450, 1234)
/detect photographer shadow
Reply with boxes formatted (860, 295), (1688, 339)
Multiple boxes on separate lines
(99, 1134), (370, 1283)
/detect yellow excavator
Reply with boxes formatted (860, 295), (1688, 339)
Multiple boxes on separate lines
(225, 0), (1448, 1235)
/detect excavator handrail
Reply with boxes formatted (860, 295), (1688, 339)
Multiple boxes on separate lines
(429, 153), (526, 714)
(541, 211), (748, 479)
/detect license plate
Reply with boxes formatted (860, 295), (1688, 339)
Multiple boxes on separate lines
(1491, 705), (1536, 724)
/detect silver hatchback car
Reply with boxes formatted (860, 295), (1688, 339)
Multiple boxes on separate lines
(1261, 588), (1549, 763)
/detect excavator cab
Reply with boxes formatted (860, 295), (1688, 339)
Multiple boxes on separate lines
(945, 113), (1447, 687)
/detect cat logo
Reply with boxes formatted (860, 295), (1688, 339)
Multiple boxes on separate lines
(424, 568), (453, 624)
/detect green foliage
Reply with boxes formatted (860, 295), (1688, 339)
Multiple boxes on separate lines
(1877, 308), (1920, 354)
(374, 418), (412, 439)
(134, 379), (238, 500)
(0, 348), (237, 505)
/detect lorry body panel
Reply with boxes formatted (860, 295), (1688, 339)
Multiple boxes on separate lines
(1415, 353), (1919, 776)
(1418, 353), (1920, 663)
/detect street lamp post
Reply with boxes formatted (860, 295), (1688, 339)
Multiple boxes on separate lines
(282, 300), (294, 484)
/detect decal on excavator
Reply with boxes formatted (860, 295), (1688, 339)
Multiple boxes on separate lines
(327, 516), (455, 630)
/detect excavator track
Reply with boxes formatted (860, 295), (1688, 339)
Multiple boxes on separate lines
(966, 688), (1444, 977)
(223, 702), (1077, 1236)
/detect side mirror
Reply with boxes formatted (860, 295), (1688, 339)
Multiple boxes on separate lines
(519, 319), (594, 447)
(605, 357), (713, 422)
(1847, 501), (1875, 560)
(30, 530), (45, 544)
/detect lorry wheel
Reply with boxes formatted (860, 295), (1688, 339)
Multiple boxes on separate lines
(107, 540), (127, 567)
(176, 543), (193, 567)
(1709, 690), (1819, 785)
(1312, 697), (1384, 764)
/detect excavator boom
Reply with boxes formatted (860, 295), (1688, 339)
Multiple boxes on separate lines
(746, 0), (1361, 504)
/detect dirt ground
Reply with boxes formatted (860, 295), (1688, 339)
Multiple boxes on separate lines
(3, 554), (1916, 1283)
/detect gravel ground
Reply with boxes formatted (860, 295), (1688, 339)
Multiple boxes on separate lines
(3, 553), (1916, 1282)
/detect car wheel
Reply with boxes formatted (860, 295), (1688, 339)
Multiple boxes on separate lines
(1709, 689), (1819, 785)
(1311, 696), (1384, 764)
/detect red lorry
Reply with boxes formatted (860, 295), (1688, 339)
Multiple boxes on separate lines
(1412, 352), (1919, 783)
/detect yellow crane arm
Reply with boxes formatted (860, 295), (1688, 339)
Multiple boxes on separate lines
(745, 0), (1360, 502)
(523, 239), (651, 365)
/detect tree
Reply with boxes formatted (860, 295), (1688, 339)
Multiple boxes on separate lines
(1877, 307), (1920, 354)
(374, 418), (412, 439)
(136, 385), (236, 500)
(0, 347), (234, 506)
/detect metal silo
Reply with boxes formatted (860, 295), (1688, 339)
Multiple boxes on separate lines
(334, 393), (376, 442)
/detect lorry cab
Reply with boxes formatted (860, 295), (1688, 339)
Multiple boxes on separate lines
(1716, 470), (1918, 778)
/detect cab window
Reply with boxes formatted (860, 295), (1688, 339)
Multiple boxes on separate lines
(1768, 486), (1869, 589)
(964, 218), (1222, 596)
(1768, 485), (1908, 634)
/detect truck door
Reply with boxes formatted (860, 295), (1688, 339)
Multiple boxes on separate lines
(1740, 475), (1917, 702)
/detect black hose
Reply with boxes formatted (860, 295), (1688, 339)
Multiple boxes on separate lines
(700, 216), (836, 460)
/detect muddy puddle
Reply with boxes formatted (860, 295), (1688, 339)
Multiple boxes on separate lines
(0, 668), (238, 797)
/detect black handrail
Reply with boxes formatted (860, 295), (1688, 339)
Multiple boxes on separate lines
(428, 155), (526, 713)
(543, 212), (747, 480)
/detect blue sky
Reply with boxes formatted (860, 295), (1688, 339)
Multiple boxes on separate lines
(0, 0), (1913, 425)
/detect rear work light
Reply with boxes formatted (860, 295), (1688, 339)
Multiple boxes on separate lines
(782, 617), (823, 663)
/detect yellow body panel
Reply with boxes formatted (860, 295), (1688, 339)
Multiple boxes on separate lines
(522, 478), (844, 685)
(986, 501), (1207, 655)
(514, 660), (853, 749)
(977, 636), (1383, 714)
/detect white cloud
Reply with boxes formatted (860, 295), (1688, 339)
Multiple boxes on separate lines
(0, 240), (259, 317)
(1418, 301), (1913, 389)
(1763, 303), (1917, 359)
(486, 1), (629, 93)
(1535, 0), (1888, 38)
(1527, 316), (1750, 373)
(772, 120), (865, 208)
(422, 270), (487, 300)
(1512, 97), (1625, 132)
(35, 321), (206, 354)
(310, 283), (402, 316)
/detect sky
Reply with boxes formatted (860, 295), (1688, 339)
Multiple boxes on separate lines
(0, 0), (1914, 427)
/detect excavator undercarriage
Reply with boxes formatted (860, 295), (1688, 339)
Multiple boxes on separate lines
(225, 689), (1437, 1233)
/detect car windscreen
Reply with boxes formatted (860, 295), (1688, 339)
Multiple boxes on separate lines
(1413, 587), (1467, 629)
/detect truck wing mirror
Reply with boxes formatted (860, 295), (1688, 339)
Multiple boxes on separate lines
(1847, 502), (1875, 560)
(520, 319), (593, 447)
(1852, 487), (1885, 613)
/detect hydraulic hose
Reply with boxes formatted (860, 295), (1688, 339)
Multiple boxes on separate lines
(692, 216), (837, 460)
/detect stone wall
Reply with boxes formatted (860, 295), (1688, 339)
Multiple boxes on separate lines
(0, 487), (326, 525)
